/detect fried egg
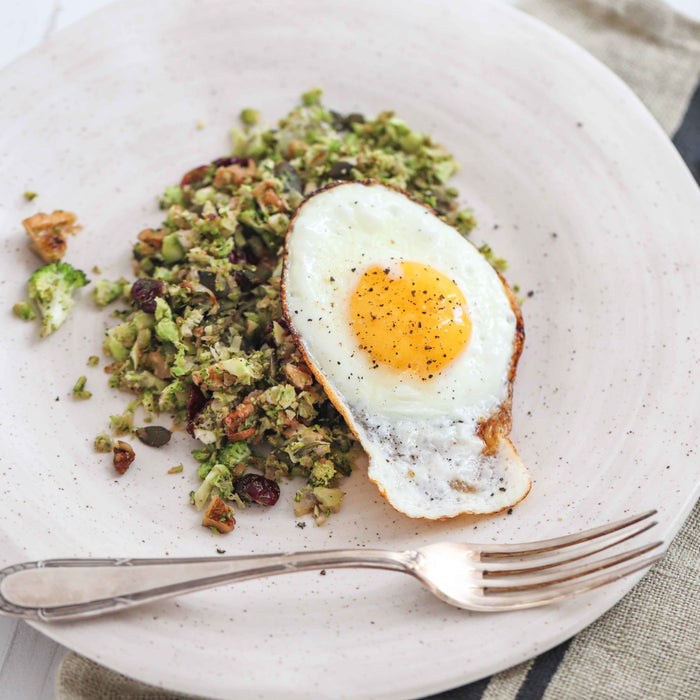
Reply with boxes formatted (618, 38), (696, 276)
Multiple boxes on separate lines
(281, 180), (530, 519)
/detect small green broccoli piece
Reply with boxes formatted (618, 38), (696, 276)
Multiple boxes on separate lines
(154, 297), (181, 345)
(110, 409), (134, 435)
(192, 446), (215, 463)
(478, 244), (508, 272)
(193, 464), (232, 510)
(240, 108), (260, 126)
(12, 300), (36, 320)
(197, 461), (214, 480)
(161, 185), (185, 207)
(73, 375), (92, 399)
(91, 278), (127, 306)
(27, 262), (88, 336)
(94, 433), (113, 453)
(161, 233), (185, 263)
(301, 87), (323, 105)
(216, 442), (251, 468)
(310, 458), (336, 487)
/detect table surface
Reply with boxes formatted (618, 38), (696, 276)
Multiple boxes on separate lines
(2, 0), (699, 697)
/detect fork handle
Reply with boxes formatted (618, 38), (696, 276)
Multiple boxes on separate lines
(0, 549), (415, 622)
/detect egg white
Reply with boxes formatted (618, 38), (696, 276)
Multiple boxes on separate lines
(282, 181), (530, 518)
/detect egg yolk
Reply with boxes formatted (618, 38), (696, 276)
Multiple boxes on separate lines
(349, 261), (471, 380)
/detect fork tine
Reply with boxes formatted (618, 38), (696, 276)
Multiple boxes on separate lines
(479, 510), (656, 558)
(479, 519), (657, 573)
(480, 540), (663, 589)
(470, 551), (665, 611)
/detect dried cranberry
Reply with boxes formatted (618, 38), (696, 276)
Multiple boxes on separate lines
(213, 156), (251, 168)
(180, 165), (210, 187)
(227, 248), (251, 265)
(186, 384), (208, 436)
(234, 474), (280, 506)
(131, 278), (165, 313)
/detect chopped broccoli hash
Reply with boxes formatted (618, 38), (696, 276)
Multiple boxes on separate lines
(98, 90), (477, 531)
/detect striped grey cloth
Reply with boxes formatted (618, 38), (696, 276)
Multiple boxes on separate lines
(57, 0), (700, 698)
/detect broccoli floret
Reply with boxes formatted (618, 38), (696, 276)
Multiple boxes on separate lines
(91, 278), (127, 306)
(193, 464), (232, 510)
(216, 442), (251, 468)
(27, 262), (88, 336)
(310, 458), (335, 486)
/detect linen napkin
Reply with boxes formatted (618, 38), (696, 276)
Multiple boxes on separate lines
(56, 0), (700, 697)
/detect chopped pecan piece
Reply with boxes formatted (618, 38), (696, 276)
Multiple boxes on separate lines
(113, 440), (135, 475)
(136, 228), (166, 254)
(223, 402), (256, 439)
(286, 140), (308, 158)
(146, 350), (171, 379)
(202, 496), (235, 533)
(22, 210), (81, 262)
(284, 363), (313, 390)
(252, 180), (286, 212)
(213, 161), (257, 188)
(227, 427), (256, 442)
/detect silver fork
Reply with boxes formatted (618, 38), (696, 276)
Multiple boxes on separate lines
(0, 511), (663, 622)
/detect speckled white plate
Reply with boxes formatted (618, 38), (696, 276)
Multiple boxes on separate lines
(0, 0), (699, 698)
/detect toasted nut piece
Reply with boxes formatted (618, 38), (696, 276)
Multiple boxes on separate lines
(136, 228), (166, 254)
(284, 363), (313, 390)
(113, 440), (135, 475)
(227, 427), (256, 442)
(23, 210), (81, 262)
(202, 496), (235, 533)
(213, 161), (257, 188)
(146, 350), (171, 379)
(223, 402), (256, 438)
(252, 180), (286, 212)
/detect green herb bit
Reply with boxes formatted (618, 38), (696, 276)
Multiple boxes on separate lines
(168, 464), (184, 474)
(23, 191), (37, 201)
(88, 355), (99, 367)
(73, 376), (92, 399)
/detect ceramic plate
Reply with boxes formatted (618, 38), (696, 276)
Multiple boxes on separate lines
(0, 0), (698, 697)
